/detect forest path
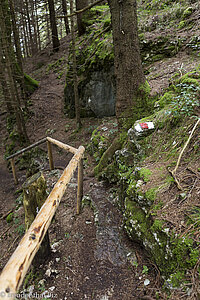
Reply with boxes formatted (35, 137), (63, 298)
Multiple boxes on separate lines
(0, 38), (163, 299)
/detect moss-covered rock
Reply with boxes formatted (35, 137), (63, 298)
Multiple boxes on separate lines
(24, 73), (39, 94)
(123, 184), (199, 285)
(64, 4), (115, 118)
(88, 121), (118, 163)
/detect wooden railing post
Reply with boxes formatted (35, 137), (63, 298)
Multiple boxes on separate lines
(10, 158), (18, 185)
(47, 140), (54, 170)
(77, 158), (83, 214)
(0, 146), (85, 299)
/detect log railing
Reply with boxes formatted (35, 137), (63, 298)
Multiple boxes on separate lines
(0, 137), (85, 299)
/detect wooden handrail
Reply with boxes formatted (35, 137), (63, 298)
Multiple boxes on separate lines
(6, 137), (79, 185)
(46, 137), (77, 154)
(5, 138), (47, 160)
(0, 145), (85, 299)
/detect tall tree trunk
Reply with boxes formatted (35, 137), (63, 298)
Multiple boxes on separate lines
(76, 0), (88, 36)
(20, 1), (30, 57)
(0, 42), (13, 114)
(34, 0), (41, 51)
(62, 0), (70, 35)
(45, 0), (51, 45)
(9, 0), (28, 111)
(47, 0), (60, 52)
(25, 0), (35, 55)
(70, 0), (81, 129)
(108, 0), (147, 127)
(30, 0), (39, 53)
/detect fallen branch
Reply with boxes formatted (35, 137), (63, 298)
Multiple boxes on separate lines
(0, 225), (13, 239)
(169, 118), (200, 190)
(173, 118), (200, 174)
(57, 0), (106, 19)
(0, 210), (13, 220)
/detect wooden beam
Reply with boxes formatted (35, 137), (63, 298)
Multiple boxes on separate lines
(10, 158), (18, 185)
(6, 138), (47, 160)
(46, 137), (77, 154)
(47, 140), (54, 170)
(0, 146), (85, 299)
(77, 158), (83, 214)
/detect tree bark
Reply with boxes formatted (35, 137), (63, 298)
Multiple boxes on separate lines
(34, 0), (42, 51)
(25, 0), (36, 55)
(0, 42), (13, 114)
(47, 0), (60, 52)
(62, 0), (70, 34)
(9, 0), (28, 111)
(76, 0), (88, 36)
(108, 0), (147, 127)
(70, 0), (82, 129)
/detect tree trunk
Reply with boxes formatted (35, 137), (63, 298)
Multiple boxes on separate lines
(0, 1), (29, 143)
(0, 43), (13, 114)
(25, 0), (36, 55)
(23, 172), (51, 263)
(76, 0), (88, 36)
(70, 0), (82, 129)
(108, 0), (147, 128)
(34, 0), (42, 51)
(30, 0), (39, 53)
(9, 0), (28, 111)
(20, 1), (30, 57)
(47, 0), (60, 52)
(45, 0), (51, 45)
(62, 0), (70, 35)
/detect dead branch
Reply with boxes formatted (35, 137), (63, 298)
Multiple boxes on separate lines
(0, 210), (13, 220)
(57, 0), (106, 19)
(173, 118), (200, 174)
(169, 118), (200, 190)
(0, 225), (13, 239)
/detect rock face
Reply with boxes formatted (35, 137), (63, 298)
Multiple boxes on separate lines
(85, 69), (115, 117)
(64, 68), (115, 118)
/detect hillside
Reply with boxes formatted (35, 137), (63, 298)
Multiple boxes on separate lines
(0, 0), (200, 299)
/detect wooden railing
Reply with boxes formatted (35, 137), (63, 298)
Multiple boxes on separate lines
(0, 137), (85, 299)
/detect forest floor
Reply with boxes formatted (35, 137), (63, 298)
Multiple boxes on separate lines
(0, 25), (199, 299)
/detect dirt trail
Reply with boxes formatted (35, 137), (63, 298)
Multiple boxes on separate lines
(0, 39), (164, 299)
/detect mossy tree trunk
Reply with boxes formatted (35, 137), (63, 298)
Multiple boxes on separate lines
(108, 0), (148, 128)
(23, 172), (51, 263)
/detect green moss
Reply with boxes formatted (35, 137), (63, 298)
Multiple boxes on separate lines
(24, 73), (39, 94)
(139, 168), (152, 182)
(182, 7), (193, 19)
(124, 197), (199, 283)
(151, 219), (164, 231)
(145, 187), (158, 203)
(139, 80), (151, 96)
(178, 20), (186, 29)
(177, 73), (200, 86)
(94, 136), (124, 176)
(6, 212), (14, 223)
(159, 91), (175, 108)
